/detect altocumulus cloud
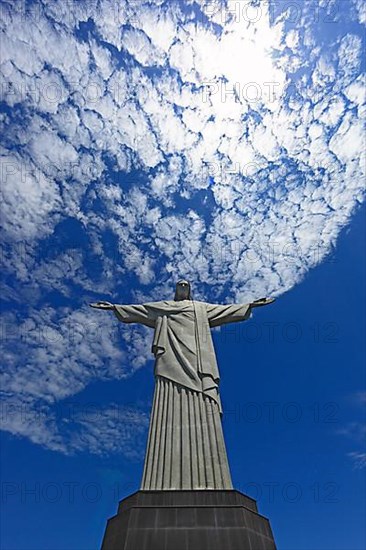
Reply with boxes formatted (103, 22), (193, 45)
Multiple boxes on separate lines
(0, 0), (365, 456)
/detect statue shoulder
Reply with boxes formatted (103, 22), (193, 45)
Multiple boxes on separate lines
(143, 300), (207, 309)
(143, 300), (176, 309)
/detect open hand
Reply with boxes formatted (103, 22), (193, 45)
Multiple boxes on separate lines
(89, 301), (114, 310)
(250, 297), (276, 308)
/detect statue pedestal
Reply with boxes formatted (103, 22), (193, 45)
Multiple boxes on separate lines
(101, 490), (277, 550)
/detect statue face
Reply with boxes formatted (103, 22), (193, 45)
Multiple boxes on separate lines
(174, 280), (191, 301)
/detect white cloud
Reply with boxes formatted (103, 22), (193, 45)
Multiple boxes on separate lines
(338, 34), (362, 83)
(136, 3), (178, 53)
(344, 75), (366, 112)
(353, 0), (366, 24)
(0, 148), (62, 240)
(329, 113), (365, 165)
(0, 395), (149, 458)
(122, 27), (165, 67)
(348, 452), (366, 470)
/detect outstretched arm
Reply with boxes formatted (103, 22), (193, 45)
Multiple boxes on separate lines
(90, 301), (114, 310)
(250, 297), (276, 308)
(205, 297), (275, 328)
(89, 301), (156, 328)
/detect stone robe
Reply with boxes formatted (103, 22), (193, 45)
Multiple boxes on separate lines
(113, 299), (252, 490)
(114, 299), (251, 414)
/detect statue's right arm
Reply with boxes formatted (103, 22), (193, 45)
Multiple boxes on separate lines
(90, 301), (157, 328)
(89, 301), (115, 310)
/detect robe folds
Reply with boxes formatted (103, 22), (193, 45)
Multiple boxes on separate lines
(113, 299), (252, 490)
(114, 299), (251, 414)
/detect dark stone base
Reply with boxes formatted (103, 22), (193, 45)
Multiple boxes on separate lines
(101, 490), (277, 550)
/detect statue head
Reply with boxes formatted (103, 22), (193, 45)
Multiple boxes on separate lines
(174, 279), (191, 301)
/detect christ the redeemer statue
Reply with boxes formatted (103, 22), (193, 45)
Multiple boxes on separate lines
(90, 280), (274, 492)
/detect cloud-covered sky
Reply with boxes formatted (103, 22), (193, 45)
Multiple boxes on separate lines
(1, 0), (365, 461)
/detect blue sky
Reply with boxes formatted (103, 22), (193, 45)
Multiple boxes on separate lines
(0, 0), (365, 549)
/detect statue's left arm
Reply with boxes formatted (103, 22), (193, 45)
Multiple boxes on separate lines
(205, 297), (275, 328)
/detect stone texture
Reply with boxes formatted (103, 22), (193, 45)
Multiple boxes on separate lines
(141, 377), (233, 491)
(101, 490), (277, 550)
